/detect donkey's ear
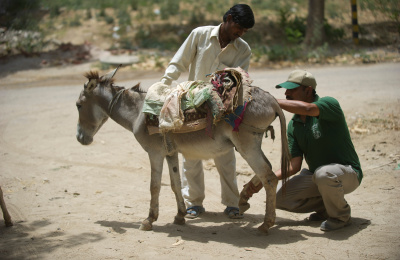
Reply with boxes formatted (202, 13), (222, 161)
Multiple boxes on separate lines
(101, 64), (122, 81)
(84, 78), (97, 93)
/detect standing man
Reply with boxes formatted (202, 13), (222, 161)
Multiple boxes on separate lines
(239, 70), (363, 231)
(161, 4), (255, 219)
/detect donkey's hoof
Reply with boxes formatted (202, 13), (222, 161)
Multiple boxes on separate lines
(257, 223), (270, 234)
(173, 216), (185, 225)
(139, 219), (153, 231)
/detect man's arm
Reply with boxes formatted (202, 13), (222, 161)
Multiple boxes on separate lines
(161, 30), (198, 85)
(236, 47), (252, 71)
(275, 156), (303, 180)
(277, 99), (320, 117)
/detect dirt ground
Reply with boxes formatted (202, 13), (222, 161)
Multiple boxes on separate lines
(0, 60), (399, 259)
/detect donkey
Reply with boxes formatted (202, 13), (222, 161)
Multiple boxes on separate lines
(0, 186), (13, 227)
(75, 66), (290, 233)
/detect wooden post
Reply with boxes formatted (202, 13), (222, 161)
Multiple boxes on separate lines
(351, 0), (359, 45)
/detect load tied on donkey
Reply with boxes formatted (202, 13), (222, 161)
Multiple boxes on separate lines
(75, 65), (290, 233)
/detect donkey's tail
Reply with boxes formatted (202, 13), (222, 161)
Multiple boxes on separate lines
(276, 106), (291, 193)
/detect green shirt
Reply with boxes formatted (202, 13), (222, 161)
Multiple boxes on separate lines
(287, 95), (363, 183)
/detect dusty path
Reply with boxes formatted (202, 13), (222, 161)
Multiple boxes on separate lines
(0, 63), (399, 259)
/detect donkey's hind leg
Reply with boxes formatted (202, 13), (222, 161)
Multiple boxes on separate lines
(165, 154), (186, 225)
(239, 174), (263, 214)
(0, 186), (13, 227)
(234, 132), (278, 233)
(140, 153), (164, 231)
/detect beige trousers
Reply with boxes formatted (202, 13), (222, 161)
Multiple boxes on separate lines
(276, 164), (360, 222)
(181, 148), (239, 208)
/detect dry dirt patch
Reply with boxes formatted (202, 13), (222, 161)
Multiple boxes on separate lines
(0, 63), (399, 260)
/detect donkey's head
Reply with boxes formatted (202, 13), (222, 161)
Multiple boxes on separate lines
(76, 66), (120, 145)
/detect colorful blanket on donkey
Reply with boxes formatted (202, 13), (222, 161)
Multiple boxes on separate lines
(142, 67), (253, 136)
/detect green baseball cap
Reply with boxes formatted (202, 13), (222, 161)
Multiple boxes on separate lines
(276, 70), (317, 89)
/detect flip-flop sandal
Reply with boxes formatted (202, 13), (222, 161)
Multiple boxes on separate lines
(185, 206), (205, 219)
(224, 207), (244, 219)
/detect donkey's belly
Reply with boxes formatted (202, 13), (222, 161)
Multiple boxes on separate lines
(172, 130), (234, 160)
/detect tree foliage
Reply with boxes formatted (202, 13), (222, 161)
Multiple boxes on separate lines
(0, 0), (41, 29)
(1, 0), (396, 60)
(360, 0), (400, 23)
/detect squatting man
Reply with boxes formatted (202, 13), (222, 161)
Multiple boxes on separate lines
(239, 69), (363, 232)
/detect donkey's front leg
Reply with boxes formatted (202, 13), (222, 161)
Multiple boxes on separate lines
(139, 153), (164, 231)
(165, 154), (186, 225)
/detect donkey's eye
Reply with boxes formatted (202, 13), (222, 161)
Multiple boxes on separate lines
(76, 102), (82, 110)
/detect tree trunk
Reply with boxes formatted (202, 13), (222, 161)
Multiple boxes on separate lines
(351, 0), (359, 45)
(304, 0), (325, 47)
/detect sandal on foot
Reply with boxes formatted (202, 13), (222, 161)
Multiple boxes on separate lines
(185, 206), (205, 219)
(224, 207), (244, 219)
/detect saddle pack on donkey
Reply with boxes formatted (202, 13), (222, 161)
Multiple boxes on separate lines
(142, 67), (253, 137)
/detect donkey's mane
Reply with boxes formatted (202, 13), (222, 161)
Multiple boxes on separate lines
(84, 70), (99, 80)
(83, 70), (116, 84)
(131, 83), (147, 94)
(84, 70), (146, 93)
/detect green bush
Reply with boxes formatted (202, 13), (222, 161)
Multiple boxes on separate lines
(285, 26), (303, 43)
(306, 42), (331, 62)
(118, 9), (131, 26)
(104, 15), (114, 25)
(98, 8), (106, 17)
(0, 0), (41, 30)
(50, 5), (62, 18)
(360, 0), (400, 23)
(360, 0), (400, 34)
(277, 8), (307, 44)
(120, 37), (137, 50)
(69, 15), (82, 27)
(189, 10), (206, 27)
(267, 44), (303, 61)
(130, 0), (139, 11)
(86, 8), (92, 20)
(160, 0), (180, 20)
(324, 21), (344, 42)
(251, 45), (268, 62)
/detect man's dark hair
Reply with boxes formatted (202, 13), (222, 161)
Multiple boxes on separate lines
(223, 4), (255, 29)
